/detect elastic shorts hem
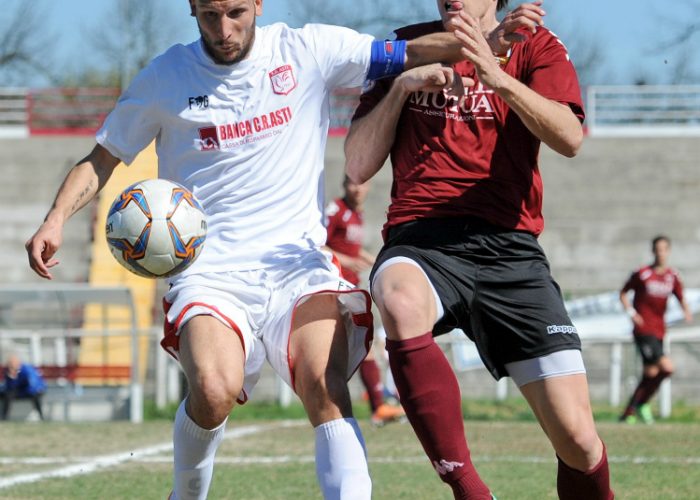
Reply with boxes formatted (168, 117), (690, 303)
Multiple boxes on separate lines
(505, 349), (586, 387)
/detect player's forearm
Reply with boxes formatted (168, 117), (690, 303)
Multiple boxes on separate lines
(345, 82), (410, 184)
(405, 32), (464, 69)
(492, 75), (583, 157)
(44, 146), (118, 225)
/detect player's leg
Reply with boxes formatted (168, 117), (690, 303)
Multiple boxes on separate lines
(620, 337), (668, 423)
(359, 344), (405, 426)
(290, 293), (372, 499)
(517, 372), (613, 499)
(359, 348), (384, 413)
(171, 315), (245, 500)
(373, 259), (491, 499)
(471, 230), (613, 499)
(31, 393), (45, 421)
(0, 388), (15, 420)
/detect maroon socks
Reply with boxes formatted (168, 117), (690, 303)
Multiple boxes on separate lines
(359, 359), (384, 412)
(557, 444), (614, 499)
(386, 332), (491, 500)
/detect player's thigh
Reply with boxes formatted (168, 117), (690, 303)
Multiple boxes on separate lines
(289, 294), (354, 422)
(178, 315), (246, 395)
(290, 293), (348, 382)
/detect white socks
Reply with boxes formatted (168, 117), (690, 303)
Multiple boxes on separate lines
(171, 400), (227, 500)
(315, 418), (372, 500)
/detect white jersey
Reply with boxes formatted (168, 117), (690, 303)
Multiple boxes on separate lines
(97, 23), (373, 273)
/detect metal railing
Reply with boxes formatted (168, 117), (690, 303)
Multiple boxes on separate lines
(586, 85), (700, 137)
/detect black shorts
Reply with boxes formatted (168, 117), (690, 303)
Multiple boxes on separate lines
(634, 335), (664, 365)
(370, 218), (581, 379)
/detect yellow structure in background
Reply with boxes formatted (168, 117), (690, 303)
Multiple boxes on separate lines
(80, 143), (158, 384)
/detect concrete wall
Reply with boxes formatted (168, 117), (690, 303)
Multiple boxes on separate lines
(4, 135), (698, 293)
(326, 135), (700, 296)
(1, 137), (96, 285)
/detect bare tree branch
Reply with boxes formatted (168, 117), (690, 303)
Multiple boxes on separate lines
(0, 1), (55, 86)
(288, 0), (435, 37)
(84, 0), (184, 88)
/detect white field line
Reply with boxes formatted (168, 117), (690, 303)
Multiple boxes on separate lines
(3, 453), (700, 468)
(0, 420), (304, 490)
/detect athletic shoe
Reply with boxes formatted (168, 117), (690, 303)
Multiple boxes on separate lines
(371, 403), (406, 427)
(620, 414), (637, 424)
(637, 403), (655, 424)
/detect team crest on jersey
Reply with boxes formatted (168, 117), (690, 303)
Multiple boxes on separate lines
(269, 65), (297, 95)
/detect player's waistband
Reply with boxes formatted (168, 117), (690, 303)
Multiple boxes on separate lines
(387, 216), (527, 240)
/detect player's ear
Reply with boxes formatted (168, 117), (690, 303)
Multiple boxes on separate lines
(189, 0), (196, 16)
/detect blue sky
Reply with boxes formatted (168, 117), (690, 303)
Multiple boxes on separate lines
(9, 0), (698, 87)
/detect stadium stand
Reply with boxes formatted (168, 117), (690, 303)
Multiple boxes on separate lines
(1, 85), (699, 420)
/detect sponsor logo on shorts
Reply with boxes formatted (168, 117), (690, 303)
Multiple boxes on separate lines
(546, 325), (578, 335)
(433, 459), (464, 475)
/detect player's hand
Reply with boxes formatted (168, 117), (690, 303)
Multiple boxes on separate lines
(452, 13), (507, 90)
(631, 313), (644, 328)
(486, 1), (546, 55)
(25, 222), (63, 280)
(396, 63), (474, 95)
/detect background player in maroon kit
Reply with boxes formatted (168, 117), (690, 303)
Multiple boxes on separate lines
(619, 235), (693, 424)
(345, 1), (614, 499)
(325, 177), (405, 425)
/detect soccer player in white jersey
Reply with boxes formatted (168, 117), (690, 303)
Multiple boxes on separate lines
(26, 1), (542, 498)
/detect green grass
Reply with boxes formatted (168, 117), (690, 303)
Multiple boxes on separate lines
(2, 400), (700, 499)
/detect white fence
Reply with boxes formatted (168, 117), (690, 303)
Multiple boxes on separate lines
(3, 85), (700, 138)
(586, 85), (700, 137)
(0, 284), (145, 422)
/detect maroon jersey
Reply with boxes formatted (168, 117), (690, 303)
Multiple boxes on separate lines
(325, 197), (364, 285)
(353, 22), (584, 237)
(622, 266), (685, 339)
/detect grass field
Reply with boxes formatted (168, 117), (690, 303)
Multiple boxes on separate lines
(1, 401), (699, 499)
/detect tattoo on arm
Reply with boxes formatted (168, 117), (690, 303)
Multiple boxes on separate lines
(70, 180), (95, 215)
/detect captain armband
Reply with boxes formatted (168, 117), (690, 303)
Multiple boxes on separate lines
(367, 39), (407, 80)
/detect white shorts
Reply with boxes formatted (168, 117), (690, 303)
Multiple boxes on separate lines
(161, 250), (373, 404)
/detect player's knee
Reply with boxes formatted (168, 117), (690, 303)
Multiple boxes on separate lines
(556, 425), (601, 468)
(374, 279), (427, 324)
(188, 369), (240, 422)
(659, 358), (674, 376)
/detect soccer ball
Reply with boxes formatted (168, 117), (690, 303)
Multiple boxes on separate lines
(105, 179), (207, 278)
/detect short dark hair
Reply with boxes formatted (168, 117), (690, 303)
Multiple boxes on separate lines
(652, 235), (671, 249)
(498, 0), (509, 11)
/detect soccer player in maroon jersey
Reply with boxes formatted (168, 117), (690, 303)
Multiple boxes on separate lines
(325, 177), (405, 425)
(619, 235), (692, 424)
(345, 1), (614, 499)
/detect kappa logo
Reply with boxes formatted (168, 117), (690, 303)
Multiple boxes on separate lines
(546, 325), (578, 335)
(198, 126), (220, 150)
(269, 65), (297, 95)
(433, 459), (464, 475)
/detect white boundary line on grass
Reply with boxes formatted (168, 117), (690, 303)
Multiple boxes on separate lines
(0, 421), (303, 490)
(5, 454), (700, 467)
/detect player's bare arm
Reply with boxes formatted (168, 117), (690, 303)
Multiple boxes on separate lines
(345, 65), (471, 184)
(25, 144), (120, 279)
(453, 11), (583, 157)
(405, 2), (546, 68)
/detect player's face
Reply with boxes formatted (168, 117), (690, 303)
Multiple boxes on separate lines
(190, 0), (263, 65)
(438, 0), (496, 28)
(653, 239), (670, 266)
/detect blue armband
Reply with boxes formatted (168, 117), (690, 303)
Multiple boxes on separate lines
(367, 39), (407, 80)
